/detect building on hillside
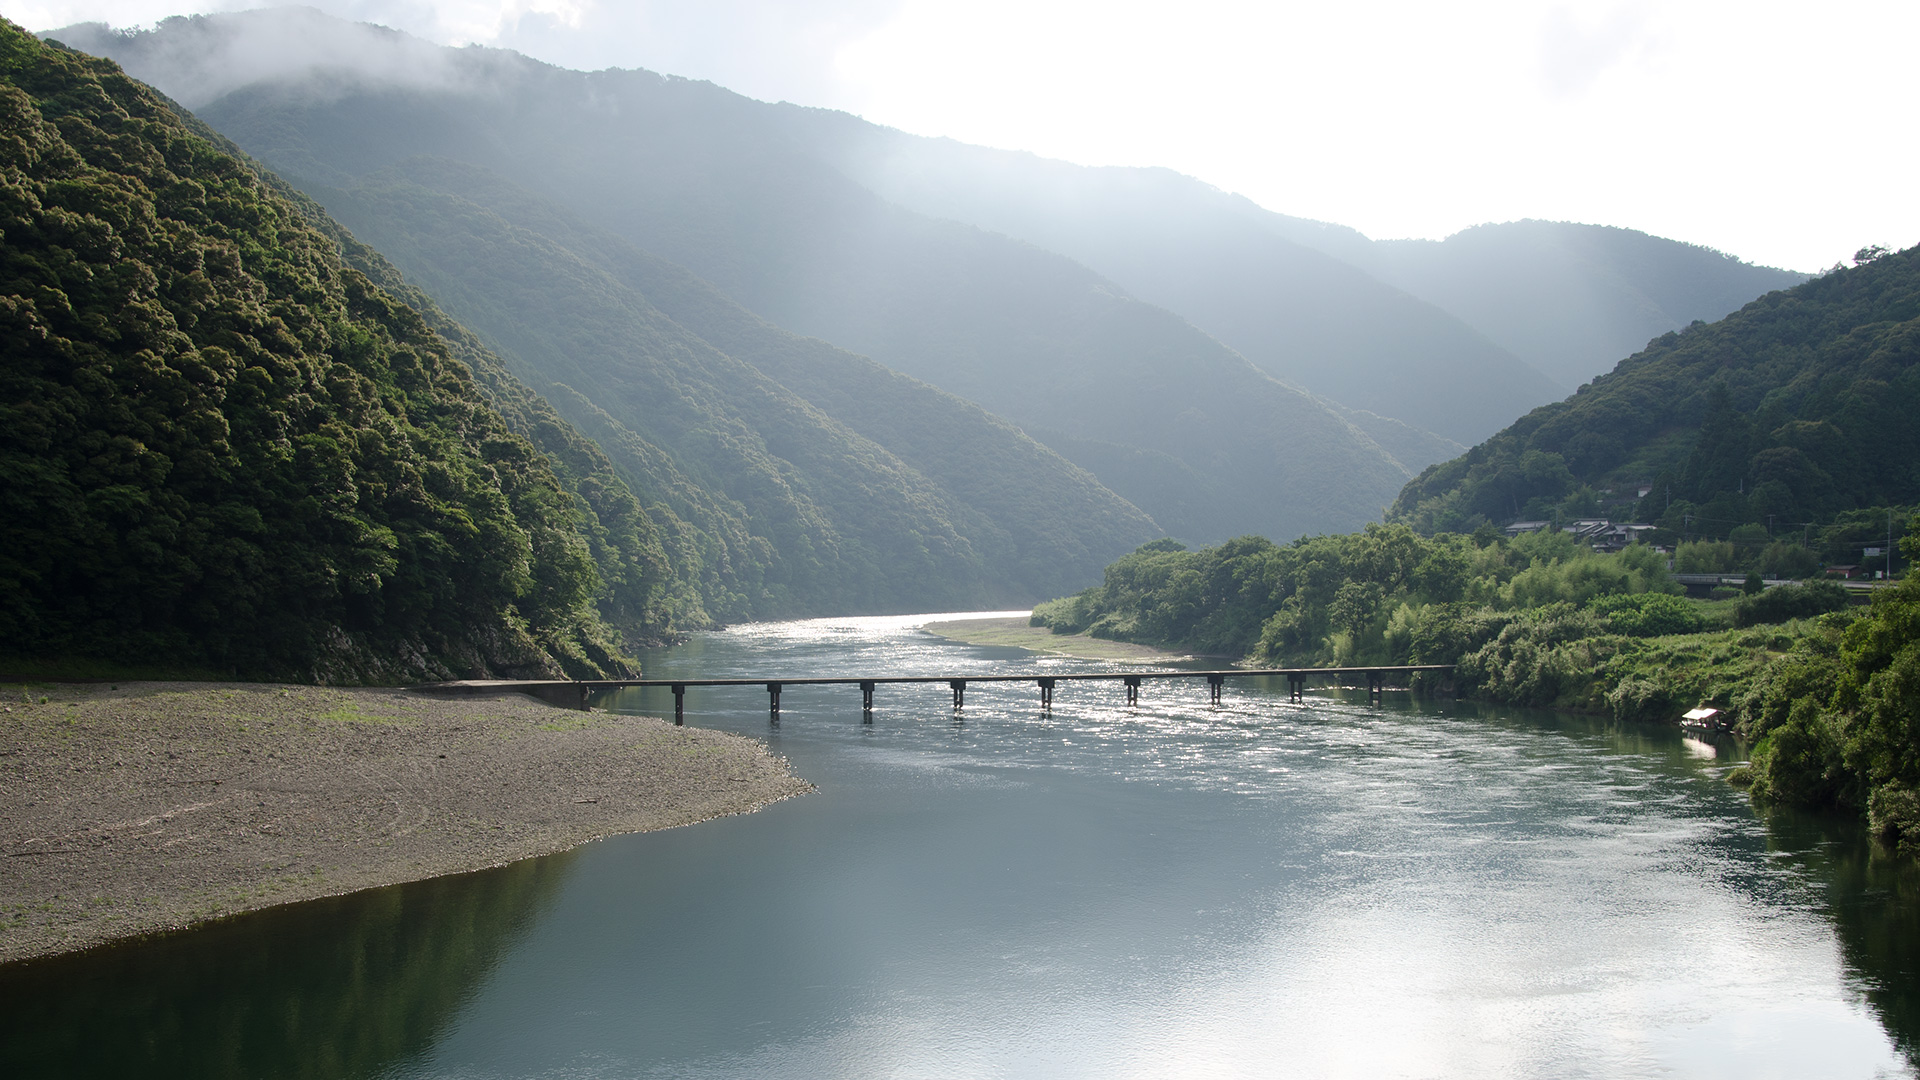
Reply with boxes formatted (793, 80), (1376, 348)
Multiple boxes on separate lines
(1590, 523), (1659, 552)
(1505, 520), (1551, 537)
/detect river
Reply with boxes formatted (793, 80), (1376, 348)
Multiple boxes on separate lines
(5, 612), (1920, 1078)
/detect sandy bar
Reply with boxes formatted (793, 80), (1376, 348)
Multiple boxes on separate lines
(921, 616), (1208, 662)
(0, 682), (809, 965)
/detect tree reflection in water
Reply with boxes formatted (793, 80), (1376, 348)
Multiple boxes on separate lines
(1766, 807), (1920, 1070)
(0, 852), (574, 1079)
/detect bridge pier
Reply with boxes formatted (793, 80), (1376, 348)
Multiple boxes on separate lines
(1208, 674), (1224, 705)
(1124, 675), (1141, 706)
(1368, 671), (1384, 704)
(860, 680), (875, 722)
(950, 679), (966, 710)
(767, 682), (782, 722)
(1037, 677), (1055, 712)
(672, 683), (686, 725)
(1288, 673), (1306, 703)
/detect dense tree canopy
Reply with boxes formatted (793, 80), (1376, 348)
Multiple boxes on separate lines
(0, 22), (628, 680)
(1391, 247), (1920, 538)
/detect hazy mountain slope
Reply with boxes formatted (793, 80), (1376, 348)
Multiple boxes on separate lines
(315, 178), (1037, 617)
(1368, 221), (1811, 388)
(345, 157), (1161, 596)
(0, 21), (634, 680)
(297, 218), (724, 631)
(1390, 247), (1920, 534)
(52, 10), (1417, 544)
(1323, 403), (1465, 475)
(118, 51), (770, 637)
(776, 111), (1808, 431)
(310, 164), (1161, 605)
(803, 128), (1559, 446)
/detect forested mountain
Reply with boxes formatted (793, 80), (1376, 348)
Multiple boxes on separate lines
(307, 158), (1161, 611)
(327, 158), (1158, 597)
(51, 10), (1430, 539)
(0, 20), (639, 681)
(1367, 221), (1810, 389)
(1391, 246), (1920, 536)
(49, 12), (1804, 460)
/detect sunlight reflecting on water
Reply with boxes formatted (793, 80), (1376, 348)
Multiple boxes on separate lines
(444, 611), (1908, 1080)
(12, 613), (1907, 1080)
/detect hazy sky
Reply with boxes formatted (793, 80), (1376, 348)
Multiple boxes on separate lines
(16, 0), (1917, 271)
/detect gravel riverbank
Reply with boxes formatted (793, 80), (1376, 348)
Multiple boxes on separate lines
(0, 682), (809, 964)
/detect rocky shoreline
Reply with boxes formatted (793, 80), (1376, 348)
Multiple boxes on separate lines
(0, 682), (809, 965)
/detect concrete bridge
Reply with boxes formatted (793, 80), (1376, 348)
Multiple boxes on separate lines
(415, 666), (1456, 723)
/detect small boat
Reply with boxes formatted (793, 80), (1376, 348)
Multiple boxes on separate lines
(1680, 706), (1727, 734)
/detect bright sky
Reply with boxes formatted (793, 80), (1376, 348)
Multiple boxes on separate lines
(14, 0), (1917, 272)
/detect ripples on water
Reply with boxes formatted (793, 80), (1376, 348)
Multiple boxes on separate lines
(4, 612), (1917, 1079)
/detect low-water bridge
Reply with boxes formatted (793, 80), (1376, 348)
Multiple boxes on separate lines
(418, 666), (1455, 724)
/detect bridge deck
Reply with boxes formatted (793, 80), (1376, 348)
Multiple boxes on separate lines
(416, 666), (1455, 720)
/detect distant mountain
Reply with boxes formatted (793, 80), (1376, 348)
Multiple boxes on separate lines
(1365, 221), (1811, 389)
(0, 21), (638, 680)
(812, 135), (1808, 427)
(1390, 246), (1920, 535)
(801, 131), (1562, 446)
(52, 10), (1417, 544)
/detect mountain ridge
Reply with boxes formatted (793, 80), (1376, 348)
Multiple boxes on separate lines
(57, 10), (1418, 544)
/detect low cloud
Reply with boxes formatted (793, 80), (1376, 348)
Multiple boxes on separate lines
(1536, 4), (1655, 98)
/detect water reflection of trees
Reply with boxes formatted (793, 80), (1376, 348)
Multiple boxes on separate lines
(1766, 809), (1920, 1070)
(0, 852), (573, 1079)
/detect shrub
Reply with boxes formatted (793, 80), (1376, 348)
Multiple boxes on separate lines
(1589, 592), (1704, 637)
(1734, 581), (1850, 627)
(1869, 783), (1920, 856)
(1607, 674), (1681, 723)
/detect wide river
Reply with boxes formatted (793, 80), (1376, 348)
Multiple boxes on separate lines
(6, 612), (1920, 1078)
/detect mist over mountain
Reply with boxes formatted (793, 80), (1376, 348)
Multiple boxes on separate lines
(46, 11), (1806, 459)
(1365, 221), (1811, 389)
(799, 131), (1561, 446)
(51, 10), (1416, 544)
(309, 158), (1162, 610)
(808, 132), (1809, 418)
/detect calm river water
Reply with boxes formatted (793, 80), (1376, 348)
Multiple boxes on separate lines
(6, 612), (1920, 1078)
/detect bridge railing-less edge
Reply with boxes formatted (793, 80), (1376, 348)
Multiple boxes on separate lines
(412, 666), (1457, 723)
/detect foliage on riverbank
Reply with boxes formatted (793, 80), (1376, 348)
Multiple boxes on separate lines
(1029, 525), (1865, 727)
(1037, 515), (1920, 856)
(1733, 536), (1920, 853)
(1032, 525), (1695, 666)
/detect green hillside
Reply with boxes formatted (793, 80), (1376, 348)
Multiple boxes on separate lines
(1391, 246), (1920, 536)
(345, 158), (1160, 600)
(302, 162), (1161, 613)
(0, 22), (636, 681)
(53, 10), (1418, 545)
